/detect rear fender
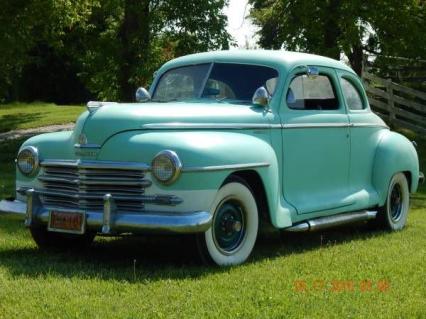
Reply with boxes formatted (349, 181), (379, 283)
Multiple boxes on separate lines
(372, 131), (419, 205)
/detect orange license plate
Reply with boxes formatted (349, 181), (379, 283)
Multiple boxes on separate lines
(48, 211), (85, 234)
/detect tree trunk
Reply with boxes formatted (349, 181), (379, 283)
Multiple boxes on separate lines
(322, 0), (341, 60)
(348, 43), (363, 76)
(118, 0), (150, 102)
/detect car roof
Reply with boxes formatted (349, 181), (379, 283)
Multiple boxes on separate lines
(160, 50), (356, 75)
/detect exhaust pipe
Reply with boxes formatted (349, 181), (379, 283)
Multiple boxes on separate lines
(284, 210), (377, 232)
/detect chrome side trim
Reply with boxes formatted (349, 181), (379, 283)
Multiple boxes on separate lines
(41, 159), (150, 171)
(283, 123), (389, 129)
(182, 162), (270, 172)
(143, 122), (389, 130)
(74, 143), (102, 149)
(349, 123), (390, 129)
(283, 123), (349, 129)
(142, 122), (282, 130)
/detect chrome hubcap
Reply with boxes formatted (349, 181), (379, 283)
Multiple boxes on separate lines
(213, 199), (245, 254)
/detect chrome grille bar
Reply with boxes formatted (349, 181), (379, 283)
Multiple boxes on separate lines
(41, 159), (150, 171)
(38, 189), (182, 204)
(37, 160), (182, 213)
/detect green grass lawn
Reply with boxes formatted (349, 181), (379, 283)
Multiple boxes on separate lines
(0, 126), (425, 318)
(0, 102), (84, 133)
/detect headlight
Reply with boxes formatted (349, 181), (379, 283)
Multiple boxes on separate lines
(16, 146), (39, 176)
(151, 150), (182, 184)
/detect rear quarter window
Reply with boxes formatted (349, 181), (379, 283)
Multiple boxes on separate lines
(340, 77), (365, 110)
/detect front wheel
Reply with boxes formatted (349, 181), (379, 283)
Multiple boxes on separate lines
(376, 172), (410, 231)
(196, 177), (259, 266)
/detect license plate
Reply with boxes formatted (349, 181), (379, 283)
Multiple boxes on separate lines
(48, 211), (86, 234)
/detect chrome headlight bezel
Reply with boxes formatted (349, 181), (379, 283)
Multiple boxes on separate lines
(151, 150), (182, 185)
(16, 146), (39, 176)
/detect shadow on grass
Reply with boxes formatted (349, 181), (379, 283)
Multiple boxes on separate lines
(0, 113), (43, 133)
(0, 218), (389, 282)
(254, 223), (389, 262)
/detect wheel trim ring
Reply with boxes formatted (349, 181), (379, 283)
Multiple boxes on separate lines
(389, 183), (403, 222)
(212, 196), (247, 256)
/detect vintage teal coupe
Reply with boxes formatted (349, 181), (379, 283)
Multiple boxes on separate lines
(0, 51), (423, 266)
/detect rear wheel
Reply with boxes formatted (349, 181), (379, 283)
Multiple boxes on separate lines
(376, 173), (410, 231)
(30, 227), (95, 250)
(196, 177), (259, 266)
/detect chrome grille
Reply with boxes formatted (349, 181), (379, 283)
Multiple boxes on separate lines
(38, 161), (151, 212)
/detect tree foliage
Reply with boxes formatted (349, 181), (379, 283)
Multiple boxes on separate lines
(249, 0), (426, 75)
(0, 0), (95, 102)
(0, 0), (230, 103)
(73, 0), (230, 101)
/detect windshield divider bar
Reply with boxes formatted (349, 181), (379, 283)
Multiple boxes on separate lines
(198, 62), (214, 98)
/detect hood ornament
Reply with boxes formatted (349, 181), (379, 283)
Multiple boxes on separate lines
(86, 101), (117, 113)
(78, 133), (88, 145)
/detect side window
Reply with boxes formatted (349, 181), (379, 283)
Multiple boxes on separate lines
(340, 78), (364, 110)
(286, 74), (338, 110)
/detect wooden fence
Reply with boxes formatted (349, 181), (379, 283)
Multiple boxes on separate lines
(362, 71), (426, 136)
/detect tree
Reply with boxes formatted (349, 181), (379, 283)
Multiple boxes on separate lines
(0, 0), (230, 103)
(0, 0), (97, 102)
(66, 0), (230, 101)
(249, 0), (426, 75)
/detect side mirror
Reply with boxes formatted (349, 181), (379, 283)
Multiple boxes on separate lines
(252, 86), (270, 107)
(135, 87), (151, 102)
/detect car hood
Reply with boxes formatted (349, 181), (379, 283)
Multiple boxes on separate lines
(76, 101), (269, 146)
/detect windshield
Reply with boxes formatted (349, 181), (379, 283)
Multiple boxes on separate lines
(152, 63), (279, 103)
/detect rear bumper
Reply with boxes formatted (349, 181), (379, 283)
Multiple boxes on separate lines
(419, 172), (424, 185)
(0, 191), (212, 234)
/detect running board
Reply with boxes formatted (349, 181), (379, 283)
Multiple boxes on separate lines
(284, 210), (377, 232)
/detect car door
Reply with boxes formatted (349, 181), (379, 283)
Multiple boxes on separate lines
(281, 66), (352, 214)
(337, 70), (385, 209)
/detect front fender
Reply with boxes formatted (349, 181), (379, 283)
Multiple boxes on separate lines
(99, 130), (289, 226)
(16, 131), (75, 200)
(373, 131), (419, 205)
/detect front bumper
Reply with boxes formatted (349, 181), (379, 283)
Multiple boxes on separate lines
(420, 172), (424, 185)
(0, 190), (212, 234)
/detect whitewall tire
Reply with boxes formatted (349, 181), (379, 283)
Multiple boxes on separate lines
(197, 177), (259, 266)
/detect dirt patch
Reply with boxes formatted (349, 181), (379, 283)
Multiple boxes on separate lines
(0, 123), (75, 143)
